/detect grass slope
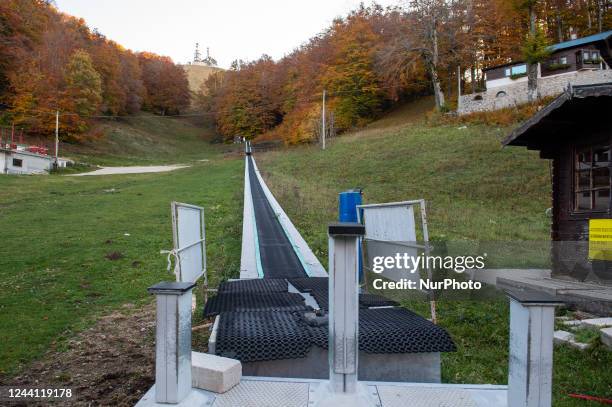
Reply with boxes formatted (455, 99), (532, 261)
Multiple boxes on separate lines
(0, 118), (243, 376)
(256, 108), (611, 406)
(60, 114), (223, 166)
(258, 120), (551, 262)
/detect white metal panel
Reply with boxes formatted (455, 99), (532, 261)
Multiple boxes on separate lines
(362, 205), (416, 242)
(172, 202), (206, 283)
(362, 205), (418, 282)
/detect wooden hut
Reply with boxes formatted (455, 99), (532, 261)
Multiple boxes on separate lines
(503, 83), (612, 285)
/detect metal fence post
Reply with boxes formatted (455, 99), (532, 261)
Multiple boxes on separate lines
(506, 289), (562, 407)
(148, 281), (196, 404)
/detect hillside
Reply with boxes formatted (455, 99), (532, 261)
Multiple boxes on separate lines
(254, 100), (611, 406)
(182, 64), (223, 94)
(0, 118), (243, 381)
(257, 104), (551, 249)
(59, 114), (224, 166)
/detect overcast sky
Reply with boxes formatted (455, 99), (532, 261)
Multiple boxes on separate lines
(55, 0), (401, 69)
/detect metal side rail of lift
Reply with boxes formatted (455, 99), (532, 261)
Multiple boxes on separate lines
(240, 153), (326, 279)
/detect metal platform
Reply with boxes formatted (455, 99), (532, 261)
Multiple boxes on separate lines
(136, 376), (508, 407)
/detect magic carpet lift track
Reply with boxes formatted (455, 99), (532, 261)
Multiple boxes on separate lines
(204, 151), (456, 381)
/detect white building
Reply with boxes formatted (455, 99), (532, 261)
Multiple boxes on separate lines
(459, 30), (612, 115)
(0, 148), (57, 175)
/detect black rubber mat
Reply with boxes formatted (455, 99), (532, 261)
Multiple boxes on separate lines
(359, 308), (456, 353)
(290, 277), (398, 310)
(216, 308), (455, 362)
(288, 277), (328, 293)
(203, 292), (309, 317)
(218, 279), (288, 294)
(310, 288), (329, 310)
(359, 293), (400, 308)
(301, 308), (455, 354)
(216, 311), (313, 362)
(211, 156), (455, 363)
(248, 157), (307, 279)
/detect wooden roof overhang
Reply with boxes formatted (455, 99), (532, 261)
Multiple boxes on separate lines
(502, 83), (612, 159)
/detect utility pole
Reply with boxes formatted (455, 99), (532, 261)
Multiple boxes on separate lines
(55, 110), (59, 166)
(321, 90), (326, 150)
(457, 65), (462, 113)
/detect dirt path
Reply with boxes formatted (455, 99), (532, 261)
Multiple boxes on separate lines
(69, 164), (190, 176)
(1, 303), (155, 406)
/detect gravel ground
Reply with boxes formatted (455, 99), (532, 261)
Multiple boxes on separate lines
(69, 164), (190, 176)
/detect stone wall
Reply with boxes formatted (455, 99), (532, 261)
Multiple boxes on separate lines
(458, 69), (612, 115)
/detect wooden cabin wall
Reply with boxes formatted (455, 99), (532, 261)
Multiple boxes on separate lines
(549, 133), (612, 284)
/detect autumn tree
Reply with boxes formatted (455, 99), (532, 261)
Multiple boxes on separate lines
(323, 7), (386, 129)
(0, 0), (191, 140)
(139, 53), (191, 115)
(408, 0), (449, 110)
(61, 49), (102, 136)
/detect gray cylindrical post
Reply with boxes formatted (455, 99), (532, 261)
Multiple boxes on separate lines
(148, 281), (196, 404)
(328, 222), (365, 394)
(506, 289), (562, 407)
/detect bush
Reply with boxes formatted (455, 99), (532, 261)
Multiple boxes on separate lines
(510, 73), (527, 80)
(547, 63), (570, 71)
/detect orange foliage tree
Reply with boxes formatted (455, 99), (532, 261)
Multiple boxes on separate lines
(200, 1), (609, 144)
(0, 0), (190, 141)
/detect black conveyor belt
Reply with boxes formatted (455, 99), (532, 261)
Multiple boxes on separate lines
(206, 154), (456, 365)
(248, 156), (307, 279)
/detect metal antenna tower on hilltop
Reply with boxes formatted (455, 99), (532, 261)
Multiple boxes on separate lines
(194, 43), (202, 63)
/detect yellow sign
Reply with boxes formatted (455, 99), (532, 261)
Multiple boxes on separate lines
(588, 219), (612, 261)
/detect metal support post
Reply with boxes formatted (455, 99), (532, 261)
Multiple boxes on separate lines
(313, 222), (375, 407)
(506, 289), (562, 407)
(148, 281), (196, 404)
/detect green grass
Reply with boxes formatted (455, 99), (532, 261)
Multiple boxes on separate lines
(0, 117), (243, 376)
(60, 114), (226, 166)
(256, 115), (611, 406)
(258, 121), (552, 267)
(573, 327), (602, 344)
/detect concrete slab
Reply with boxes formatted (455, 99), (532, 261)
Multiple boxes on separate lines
(561, 320), (582, 327)
(191, 351), (241, 393)
(580, 317), (612, 328)
(554, 330), (574, 343)
(553, 330), (590, 350)
(69, 164), (189, 176)
(601, 327), (612, 348)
